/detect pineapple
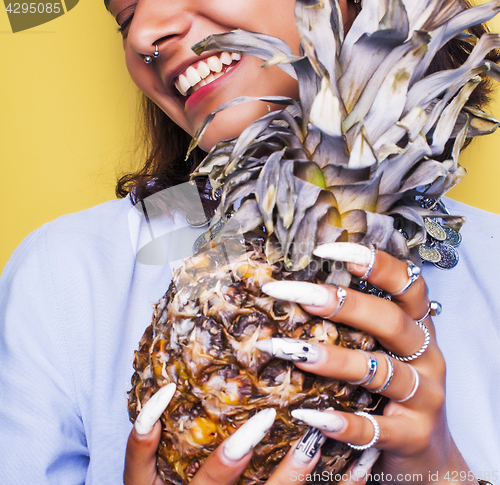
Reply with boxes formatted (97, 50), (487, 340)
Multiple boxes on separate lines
(128, 0), (500, 483)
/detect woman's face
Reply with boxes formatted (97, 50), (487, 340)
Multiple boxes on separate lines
(108, 0), (353, 151)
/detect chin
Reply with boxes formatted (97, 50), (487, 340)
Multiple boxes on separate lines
(196, 99), (282, 152)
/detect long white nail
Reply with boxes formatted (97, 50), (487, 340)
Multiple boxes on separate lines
(351, 448), (381, 481)
(223, 408), (276, 462)
(256, 338), (322, 363)
(313, 243), (372, 265)
(291, 409), (345, 432)
(262, 281), (330, 306)
(134, 383), (176, 435)
(294, 427), (327, 464)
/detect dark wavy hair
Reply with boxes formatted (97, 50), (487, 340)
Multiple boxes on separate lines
(112, 0), (500, 209)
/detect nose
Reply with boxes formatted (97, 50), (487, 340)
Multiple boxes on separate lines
(126, 0), (193, 59)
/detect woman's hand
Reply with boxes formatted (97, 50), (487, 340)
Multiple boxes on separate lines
(259, 242), (476, 485)
(124, 241), (476, 485)
(124, 387), (324, 485)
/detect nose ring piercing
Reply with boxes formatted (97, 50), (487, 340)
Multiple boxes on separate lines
(144, 44), (159, 64)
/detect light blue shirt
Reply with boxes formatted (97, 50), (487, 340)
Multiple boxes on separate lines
(0, 196), (499, 484)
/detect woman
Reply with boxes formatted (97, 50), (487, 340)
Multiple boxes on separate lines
(0, 0), (499, 484)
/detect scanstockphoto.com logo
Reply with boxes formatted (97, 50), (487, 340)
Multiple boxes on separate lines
(4, 0), (78, 33)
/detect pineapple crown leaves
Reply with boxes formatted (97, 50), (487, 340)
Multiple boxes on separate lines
(188, 0), (500, 274)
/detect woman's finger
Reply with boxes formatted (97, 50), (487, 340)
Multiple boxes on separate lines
(264, 427), (324, 484)
(313, 242), (429, 320)
(261, 281), (429, 357)
(290, 408), (428, 455)
(190, 408), (276, 485)
(124, 384), (177, 485)
(124, 422), (165, 485)
(193, 412), (323, 485)
(255, 339), (421, 403)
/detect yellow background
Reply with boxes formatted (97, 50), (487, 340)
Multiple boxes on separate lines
(1, 1), (500, 272)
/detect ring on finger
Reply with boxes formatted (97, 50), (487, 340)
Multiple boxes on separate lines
(325, 286), (347, 319)
(416, 300), (442, 324)
(349, 351), (378, 386)
(360, 245), (376, 280)
(392, 365), (420, 403)
(371, 352), (394, 393)
(392, 261), (421, 296)
(348, 412), (380, 451)
(387, 320), (431, 362)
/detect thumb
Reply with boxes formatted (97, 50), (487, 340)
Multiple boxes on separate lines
(124, 421), (163, 485)
(124, 384), (177, 485)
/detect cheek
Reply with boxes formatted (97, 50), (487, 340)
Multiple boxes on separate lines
(125, 48), (154, 96)
(124, 47), (192, 134)
(197, 67), (299, 151)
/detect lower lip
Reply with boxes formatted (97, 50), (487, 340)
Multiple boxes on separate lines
(184, 57), (244, 113)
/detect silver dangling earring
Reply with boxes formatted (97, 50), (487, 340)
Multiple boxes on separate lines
(144, 44), (159, 64)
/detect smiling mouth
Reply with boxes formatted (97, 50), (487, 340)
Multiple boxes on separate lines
(174, 51), (242, 97)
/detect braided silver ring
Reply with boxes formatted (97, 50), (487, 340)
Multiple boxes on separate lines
(325, 286), (347, 319)
(371, 352), (393, 393)
(392, 261), (421, 296)
(349, 351), (378, 386)
(360, 245), (376, 280)
(393, 365), (420, 403)
(387, 320), (430, 362)
(348, 412), (380, 451)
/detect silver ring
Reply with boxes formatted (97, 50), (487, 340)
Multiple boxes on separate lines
(348, 412), (380, 451)
(325, 286), (347, 319)
(416, 306), (431, 325)
(416, 300), (442, 324)
(371, 352), (393, 393)
(430, 300), (442, 316)
(360, 245), (376, 280)
(387, 320), (430, 362)
(393, 365), (420, 403)
(392, 261), (421, 296)
(349, 351), (378, 386)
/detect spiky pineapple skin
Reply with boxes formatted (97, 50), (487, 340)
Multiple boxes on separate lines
(128, 239), (380, 484)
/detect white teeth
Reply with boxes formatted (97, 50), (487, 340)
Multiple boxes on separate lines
(174, 52), (242, 95)
(220, 51), (232, 65)
(197, 61), (211, 79)
(192, 79), (207, 93)
(177, 74), (191, 96)
(186, 66), (202, 86)
(207, 55), (223, 73)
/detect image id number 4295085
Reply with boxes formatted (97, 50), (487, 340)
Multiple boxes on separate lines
(6, 3), (61, 13)
(440, 471), (499, 482)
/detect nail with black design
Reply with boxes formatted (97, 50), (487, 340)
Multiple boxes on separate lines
(255, 338), (323, 363)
